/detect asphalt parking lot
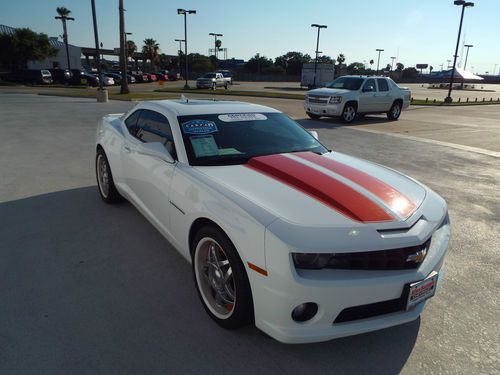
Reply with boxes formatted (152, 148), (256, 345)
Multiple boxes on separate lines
(0, 93), (499, 375)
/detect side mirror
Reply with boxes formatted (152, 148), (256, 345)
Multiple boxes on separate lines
(363, 85), (375, 92)
(137, 142), (175, 163)
(309, 130), (319, 140)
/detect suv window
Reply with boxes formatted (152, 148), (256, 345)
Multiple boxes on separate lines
(362, 79), (377, 92)
(377, 78), (389, 92)
(135, 110), (176, 158)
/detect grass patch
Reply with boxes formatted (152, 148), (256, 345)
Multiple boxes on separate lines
(411, 98), (500, 106)
(155, 87), (305, 100)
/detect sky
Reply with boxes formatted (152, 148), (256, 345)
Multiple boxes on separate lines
(1, 0), (499, 74)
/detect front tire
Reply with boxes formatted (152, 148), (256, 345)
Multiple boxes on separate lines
(307, 112), (322, 120)
(96, 148), (123, 204)
(341, 103), (357, 123)
(192, 226), (254, 329)
(387, 101), (402, 120)
(211, 82), (216, 90)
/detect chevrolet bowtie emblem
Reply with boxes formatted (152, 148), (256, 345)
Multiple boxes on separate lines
(406, 249), (428, 263)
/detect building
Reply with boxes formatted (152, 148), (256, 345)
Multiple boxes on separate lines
(0, 24), (82, 70)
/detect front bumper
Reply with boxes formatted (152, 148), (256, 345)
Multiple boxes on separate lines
(197, 81), (214, 88)
(304, 101), (341, 116)
(249, 215), (450, 344)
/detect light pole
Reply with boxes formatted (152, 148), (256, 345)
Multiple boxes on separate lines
(209, 32), (223, 69)
(390, 56), (396, 71)
(375, 49), (384, 74)
(445, 0), (474, 103)
(178, 8), (196, 89)
(175, 39), (185, 74)
(55, 11), (74, 72)
(118, 0), (129, 94)
(311, 24), (327, 88)
(90, 0), (107, 102)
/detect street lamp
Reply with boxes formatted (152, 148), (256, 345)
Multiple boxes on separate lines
(178, 8), (196, 89)
(375, 49), (384, 74)
(175, 39), (185, 74)
(390, 56), (396, 71)
(209, 32), (223, 69)
(55, 11), (75, 72)
(311, 24), (327, 88)
(90, 0), (107, 102)
(445, 0), (474, 103)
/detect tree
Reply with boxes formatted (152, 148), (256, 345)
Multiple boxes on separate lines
(0, 28), (57, 70)
(126, 40), (137, 60)
(396, 62), (404, 71)
(336, 54), (345, 66)
(244, 54), (273, 74)
(346, 62), (366, 74)
(274, 52), (311, 75)
(385, 64), (391, 71)
(189, 53), (214, 73)
(429, 65), (434, 74)
(316, 55), (333, 64)
(142, 38), (160, 71)
(369, 59), (374, 69)
(55, 6), (74, 71)
(402, 67), (418, 79)
(157, 53), (172, 70)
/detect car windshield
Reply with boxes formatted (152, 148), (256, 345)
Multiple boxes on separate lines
(202, 73), (216, 78)
(326, 77), (364, 90)
(178, 112), (328, 166)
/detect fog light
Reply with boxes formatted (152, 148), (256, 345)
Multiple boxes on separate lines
(291, 302), (318, 322)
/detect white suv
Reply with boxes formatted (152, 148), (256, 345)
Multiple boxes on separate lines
(304, 76), (411, 123)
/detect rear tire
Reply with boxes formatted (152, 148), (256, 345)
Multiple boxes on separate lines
(191, 225), (254, 329)
(96, 148), (123, 204)
(340, 103), (357, 123)
(387, 101), (402, 120)
(307, 112), (322, 120)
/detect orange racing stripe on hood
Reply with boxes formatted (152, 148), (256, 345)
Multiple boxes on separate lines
(295, 152), (417, 219)
(245, 154), (394, 222)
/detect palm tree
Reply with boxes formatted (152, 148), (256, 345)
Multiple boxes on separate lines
(126, 40), (137, 60)
(142, 38), (160, 72)
(369, 59), (374, 69)
(55, 7), (74, 71)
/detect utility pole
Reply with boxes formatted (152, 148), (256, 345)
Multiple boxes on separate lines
(376, 49), (384, 74)
(178, 9), (196, 89)
(445, 0), (474, 103)
(119, 0), (129, 94)
(311, 24), (327, 88)
(91, 0), (107, 102)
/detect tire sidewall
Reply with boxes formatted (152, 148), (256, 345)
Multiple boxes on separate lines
(388, 102), (401, 120)
(95, 148), (122, 203)
(341, 103), (357, 123)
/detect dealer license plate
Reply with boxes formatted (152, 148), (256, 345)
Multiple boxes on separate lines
(406, 271), (438, 310)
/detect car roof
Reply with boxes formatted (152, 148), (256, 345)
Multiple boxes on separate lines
(141, 99), (281, 117)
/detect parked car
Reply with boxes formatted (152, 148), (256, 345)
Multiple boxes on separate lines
(67, 70), (99, 87)
(94, 73), (115, 86)
(216, 70), (233, 85)
(145, 73), (157, 82)
(95, 99), (449, 344)
(196, 72), (228, 89)
(48, 69), (71, 84)
(130, 72), (149, 83)
(107, 71), (136, 84)
(153, 72), (168, 81)
(4, 69), (53, 84)
(304, 75), (411, 123)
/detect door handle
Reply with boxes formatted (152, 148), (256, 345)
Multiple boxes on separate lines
(124, 145), (132, 153)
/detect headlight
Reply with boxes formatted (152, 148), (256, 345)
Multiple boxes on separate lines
(329, 96), (342, 104)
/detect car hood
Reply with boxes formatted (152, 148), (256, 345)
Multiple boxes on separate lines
(195, 151), (427, 229)
(308, 88), (352, 96)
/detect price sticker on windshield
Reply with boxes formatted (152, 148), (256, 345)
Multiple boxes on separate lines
(218, 113), (267, 122)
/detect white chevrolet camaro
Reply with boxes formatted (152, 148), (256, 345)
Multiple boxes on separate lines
(95, 98), (450, 343)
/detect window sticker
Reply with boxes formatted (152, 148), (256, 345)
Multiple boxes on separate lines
(190, 135), (219, 157)
(182, 119), (218, 135)
(218, 113), (268, 122)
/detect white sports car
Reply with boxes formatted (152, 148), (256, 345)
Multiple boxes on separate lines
(95, 98), (450, 344)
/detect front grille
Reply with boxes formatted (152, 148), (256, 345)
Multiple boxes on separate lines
(324, 239), (431, 270)
(307, 95), (329, 104)
(334, 284), (411, 323)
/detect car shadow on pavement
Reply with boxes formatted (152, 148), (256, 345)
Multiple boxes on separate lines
(297, 116), (390, 129)
(0, 187), (419, 375)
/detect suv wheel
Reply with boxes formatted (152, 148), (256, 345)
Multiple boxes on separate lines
(387, 101), (402, 120)
(341, 103), (357, 123)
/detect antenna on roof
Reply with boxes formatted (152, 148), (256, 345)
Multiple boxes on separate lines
(180, 94), (188, 103)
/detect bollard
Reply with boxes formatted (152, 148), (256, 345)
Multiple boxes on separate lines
(483, 98), (485, 102)
(490, 98), (493, 102)
(96, 88), (108, 103)
(426, 97), (428, 103)
(475, 98), (478, 102)
(466, 97), (469, 102)
(411, 97), (413, 102)
(458, 97), (461, 103)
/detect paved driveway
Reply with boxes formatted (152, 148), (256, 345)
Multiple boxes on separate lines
(0, 93), (498, 374)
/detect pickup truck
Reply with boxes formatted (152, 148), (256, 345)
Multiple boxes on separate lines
(304, 76), (411, 123)
(196, 72), (228, 89)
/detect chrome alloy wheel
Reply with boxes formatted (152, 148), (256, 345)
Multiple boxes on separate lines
(392, 103), (401, 118)
(96, 154), (110, 198)
(194, 237), (236, 319)
(343, 106), (356, 122)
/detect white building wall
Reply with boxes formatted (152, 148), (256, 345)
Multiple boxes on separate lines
(28, 45), (82, 70)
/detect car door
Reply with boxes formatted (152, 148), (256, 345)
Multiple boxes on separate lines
(376, 78), (393, 111)
(358, 78), (378, 113)
(121, 109), (177, 234)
